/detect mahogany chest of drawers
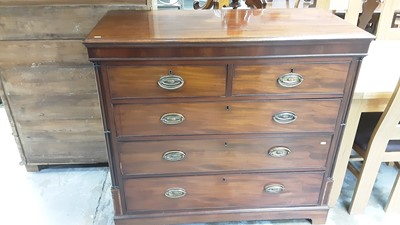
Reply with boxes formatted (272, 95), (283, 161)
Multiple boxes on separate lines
(84, 9), (373, 225)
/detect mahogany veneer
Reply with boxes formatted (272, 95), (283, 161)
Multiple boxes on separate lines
(84, 9), (373, 225)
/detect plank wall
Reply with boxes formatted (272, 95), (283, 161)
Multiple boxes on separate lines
(0, 1), (152, 170)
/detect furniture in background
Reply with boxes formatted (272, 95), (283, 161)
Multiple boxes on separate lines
(157, 0), (184, 9)
(344, 0), (400, 39)
(329, 41), (400, 208)
(347, 78), (400, 214)
(0, 1), (152, 172)
(193, 0), (317, 9)
(328, 0), (400, 207)
(84, 9), (372, 225)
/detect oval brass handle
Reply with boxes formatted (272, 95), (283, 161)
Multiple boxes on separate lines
(268, 146), (291, 158)
(163, 150), (186, 161)
(165, 188), (186, 199)
(264, 184), (285, 194)
(160, 113), (185, 125)
(158, 74), (184, 90)
(277, 72), (303, 88)
(272, 111), (297, 124)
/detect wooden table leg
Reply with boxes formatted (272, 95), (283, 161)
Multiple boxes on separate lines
(385, 171), (400, 213)
(328, 98), (363, 207)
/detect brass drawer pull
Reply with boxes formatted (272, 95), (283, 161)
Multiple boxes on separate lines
(264, 184), (285, 194)
(278, 72), (303, 88)
(268, 146), (291, 158)
(160, 113), (185, 125)
(158, 74), (184, 90)
(272, 111), (297, 124)
(163, 150), (186, 161)
(165, 188), (186, 199)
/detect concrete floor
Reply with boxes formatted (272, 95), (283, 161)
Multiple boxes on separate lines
(1, 105), (400, 225)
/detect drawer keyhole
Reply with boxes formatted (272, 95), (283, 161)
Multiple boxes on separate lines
(225, 105), (231, 111)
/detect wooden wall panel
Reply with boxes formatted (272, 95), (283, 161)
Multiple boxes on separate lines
(22, 141), (107, 164)
(8, 94), (101, 120)
(0, 64), (107, 166)
(1, 65), (97, 96)
(16, 119), (106, 163)
(0, 2), (150, 169)
(0, 5), (149, 40)
(0, 40), (88, 67)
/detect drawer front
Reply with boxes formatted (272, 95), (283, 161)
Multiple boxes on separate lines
(233, 62), (350, 95)
(107, 65), (226, 98)
(114, 100), (341, 137)
(124, 172), (324, 212)
(119, 135), (332, 175)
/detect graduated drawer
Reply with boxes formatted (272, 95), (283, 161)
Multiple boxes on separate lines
(107, 65), (226, 98)
(113, 99), (341, 137)
(119, 135), (332, 175)
(233, 62), (350, 95)
(123, 172), (324, 212)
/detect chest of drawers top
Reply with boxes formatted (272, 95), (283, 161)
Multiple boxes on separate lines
(84, 9), (373, 60)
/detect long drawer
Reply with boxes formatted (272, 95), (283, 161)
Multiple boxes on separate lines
(233, 62), (350, 96)
(123, 172), (324, 212)
(119, 134), (332, 175)
(113, 99), (341, 137)
(107, 65), (227, 99)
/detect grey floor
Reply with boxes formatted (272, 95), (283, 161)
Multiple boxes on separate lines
(1, 105), (400, 225)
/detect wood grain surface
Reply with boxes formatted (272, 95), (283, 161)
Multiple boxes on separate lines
(123, 172), (323, 212)
(107, 65), (227, 98)
(0, 5), (149, 40)
(0, 40), (88, 67)
(85, 9), (374, 44)
(119, 134), (332, 175)
(114, 100), (341, 137)
(233, 61), (350, 95)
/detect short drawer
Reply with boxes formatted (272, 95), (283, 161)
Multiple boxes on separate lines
(113, 99), (341, 137)
(119, 135), (332, 175)
(233, 62), (350, 95)
(123, 172), (324, 212)
(107, 65), (226, 98)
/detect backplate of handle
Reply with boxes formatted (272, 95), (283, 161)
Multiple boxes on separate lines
(277, 72), (303, 88)
(158, 74), (184, 90)
(165, 188), (186, 199)
(268, 146), (291, 158)
(163, 150), (186, 161)
(264, 184), (285, 194)
(272, 111), (297, 124)
(160, 113), (185, 125)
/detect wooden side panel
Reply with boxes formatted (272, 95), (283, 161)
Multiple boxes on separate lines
(0, 73), (27, 164)
(0, 5), (149, 40)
